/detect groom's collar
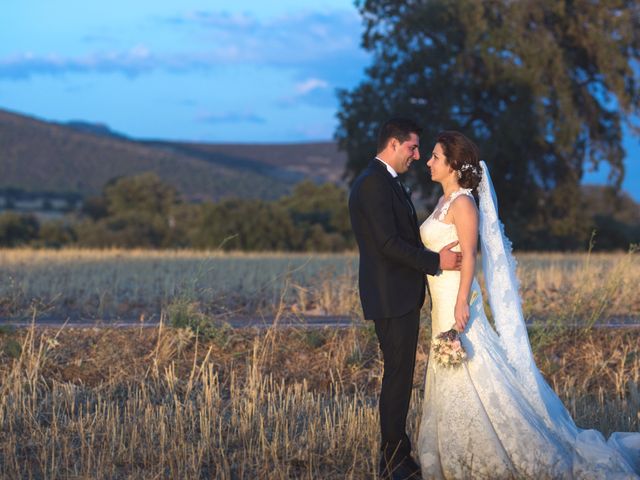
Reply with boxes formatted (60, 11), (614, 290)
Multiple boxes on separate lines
(375, 156), (398, 178)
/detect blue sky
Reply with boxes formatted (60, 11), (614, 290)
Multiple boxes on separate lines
(1, 0), (638, 199)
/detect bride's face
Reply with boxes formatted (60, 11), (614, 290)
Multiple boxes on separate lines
(427, 143), (454, 183)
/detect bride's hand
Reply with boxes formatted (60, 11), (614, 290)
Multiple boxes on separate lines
(454, 298), (470, 332)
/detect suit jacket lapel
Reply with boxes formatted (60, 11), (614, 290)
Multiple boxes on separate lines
(370, 159), (420, 236)
(371, 159), (407, 206)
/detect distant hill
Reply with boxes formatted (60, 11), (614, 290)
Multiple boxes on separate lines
(64, 120), (129, 139)
(156, 141), (347, 185)
(0, 108), (347, 201)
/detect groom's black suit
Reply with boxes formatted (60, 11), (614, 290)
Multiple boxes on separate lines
(349, 159), (440, 318)
(349, 158), (441, 463)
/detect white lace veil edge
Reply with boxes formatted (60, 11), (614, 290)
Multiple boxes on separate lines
(477, 161), (538, 385)
(477, 162), (640, 472)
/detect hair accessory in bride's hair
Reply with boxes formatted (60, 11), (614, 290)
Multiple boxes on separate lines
(461, 164), (479, 173)
(457, 164), (469, 178)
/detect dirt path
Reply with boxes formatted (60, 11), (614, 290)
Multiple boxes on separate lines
(2, 315), (639, 330)
(0, 315), (359, 329)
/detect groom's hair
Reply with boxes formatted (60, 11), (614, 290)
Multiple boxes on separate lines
(377, 117), (423, 153)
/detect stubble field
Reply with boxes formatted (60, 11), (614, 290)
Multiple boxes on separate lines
(0, 248), (638, 478)
(1, 248), (638, 324)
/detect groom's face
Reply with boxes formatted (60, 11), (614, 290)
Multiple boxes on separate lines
(392, 133), (420, 174)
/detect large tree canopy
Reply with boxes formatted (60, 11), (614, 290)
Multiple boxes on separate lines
(337, 0), (640, 248)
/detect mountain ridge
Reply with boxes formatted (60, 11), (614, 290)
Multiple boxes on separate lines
(0, 108), (348, 201)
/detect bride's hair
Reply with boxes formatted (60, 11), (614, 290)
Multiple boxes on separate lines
(436, 131), (482, 191)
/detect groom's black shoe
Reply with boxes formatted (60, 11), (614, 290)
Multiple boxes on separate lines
(379, 454), (422, 480)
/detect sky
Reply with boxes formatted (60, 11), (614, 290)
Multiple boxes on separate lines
(1, 0), (638, 199)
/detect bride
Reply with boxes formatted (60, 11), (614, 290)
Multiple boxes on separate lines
(417, 131), (640, 479)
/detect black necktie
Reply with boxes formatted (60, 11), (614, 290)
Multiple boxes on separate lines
(396, 178), (416, 218)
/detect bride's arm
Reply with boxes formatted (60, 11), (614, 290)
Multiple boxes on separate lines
(451, 196), (479, 332)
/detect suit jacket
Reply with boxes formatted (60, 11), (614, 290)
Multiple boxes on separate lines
(348, 159), (440, 320)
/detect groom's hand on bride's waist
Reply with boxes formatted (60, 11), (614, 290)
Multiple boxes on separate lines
(438, 241), (462, 271)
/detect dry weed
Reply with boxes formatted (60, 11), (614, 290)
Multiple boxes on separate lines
(0, 324), (637, 479)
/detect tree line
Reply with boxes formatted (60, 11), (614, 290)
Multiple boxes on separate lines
(0, 172), (637, 251)
(0, 173), (353, 251)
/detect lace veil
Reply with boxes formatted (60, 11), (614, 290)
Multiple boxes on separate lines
(478, 162), (640, 470)
(477, 161), (534, 380)
(477, 161), (575, 428)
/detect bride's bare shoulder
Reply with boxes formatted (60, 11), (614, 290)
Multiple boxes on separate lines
(452, 192), (477, 208)
(450, 194), (479, 220)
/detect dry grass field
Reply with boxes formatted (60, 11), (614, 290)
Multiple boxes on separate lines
(0, 323), (638, 479)
(1, 248), (638, 324)
(0, 248), (638, 478)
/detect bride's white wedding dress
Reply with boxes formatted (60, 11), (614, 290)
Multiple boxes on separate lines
(416, 166), (640, 479)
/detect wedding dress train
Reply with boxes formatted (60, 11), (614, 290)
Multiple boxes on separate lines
(416, 169), (639, 479)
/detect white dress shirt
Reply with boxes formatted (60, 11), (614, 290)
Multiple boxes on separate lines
(375, 157), (398, 178)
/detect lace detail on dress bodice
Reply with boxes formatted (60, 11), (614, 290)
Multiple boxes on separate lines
(433, 188), (473, 222)
(420, 188), (473, 253)
(419, 188), (478, 338)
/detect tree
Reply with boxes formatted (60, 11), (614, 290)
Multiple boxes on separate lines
(81, 196), (108, 220)
(582, 185), (640, 250)
(104, 173), (177, 217)
(76, 211), (172, 248)
(77, 173), (181, 248)
(337, 0), (640, 248)
(191, 199), (301, 251)
(279, 181), (354, 250)
(35, 220), (77, 248)
(0, 213), (39, 247)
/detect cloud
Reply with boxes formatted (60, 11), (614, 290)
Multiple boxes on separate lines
(178, 9), (369, 77)
(0, 9), (369, 85)
(0, 45), (246, 79)
(0, 46), (162, 79)
(196, 111), (266, 124)
(279, 77), (335, 108)
(295, 78), (329, 95)
(167, 11), (257, 30)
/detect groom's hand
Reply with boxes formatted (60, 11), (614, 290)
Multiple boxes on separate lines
(439, 241), (462, 271)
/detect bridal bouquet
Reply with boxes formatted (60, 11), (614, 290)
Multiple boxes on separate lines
(432, 329), (467, 368)
(431, 291), (478, 368)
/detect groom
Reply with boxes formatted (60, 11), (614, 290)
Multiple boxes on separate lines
(348, 118), (461, 479)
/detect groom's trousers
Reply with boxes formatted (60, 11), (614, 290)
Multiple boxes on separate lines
(374, 306), (421, 461)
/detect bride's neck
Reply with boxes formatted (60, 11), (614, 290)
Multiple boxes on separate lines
(441, 178), (461, 198)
